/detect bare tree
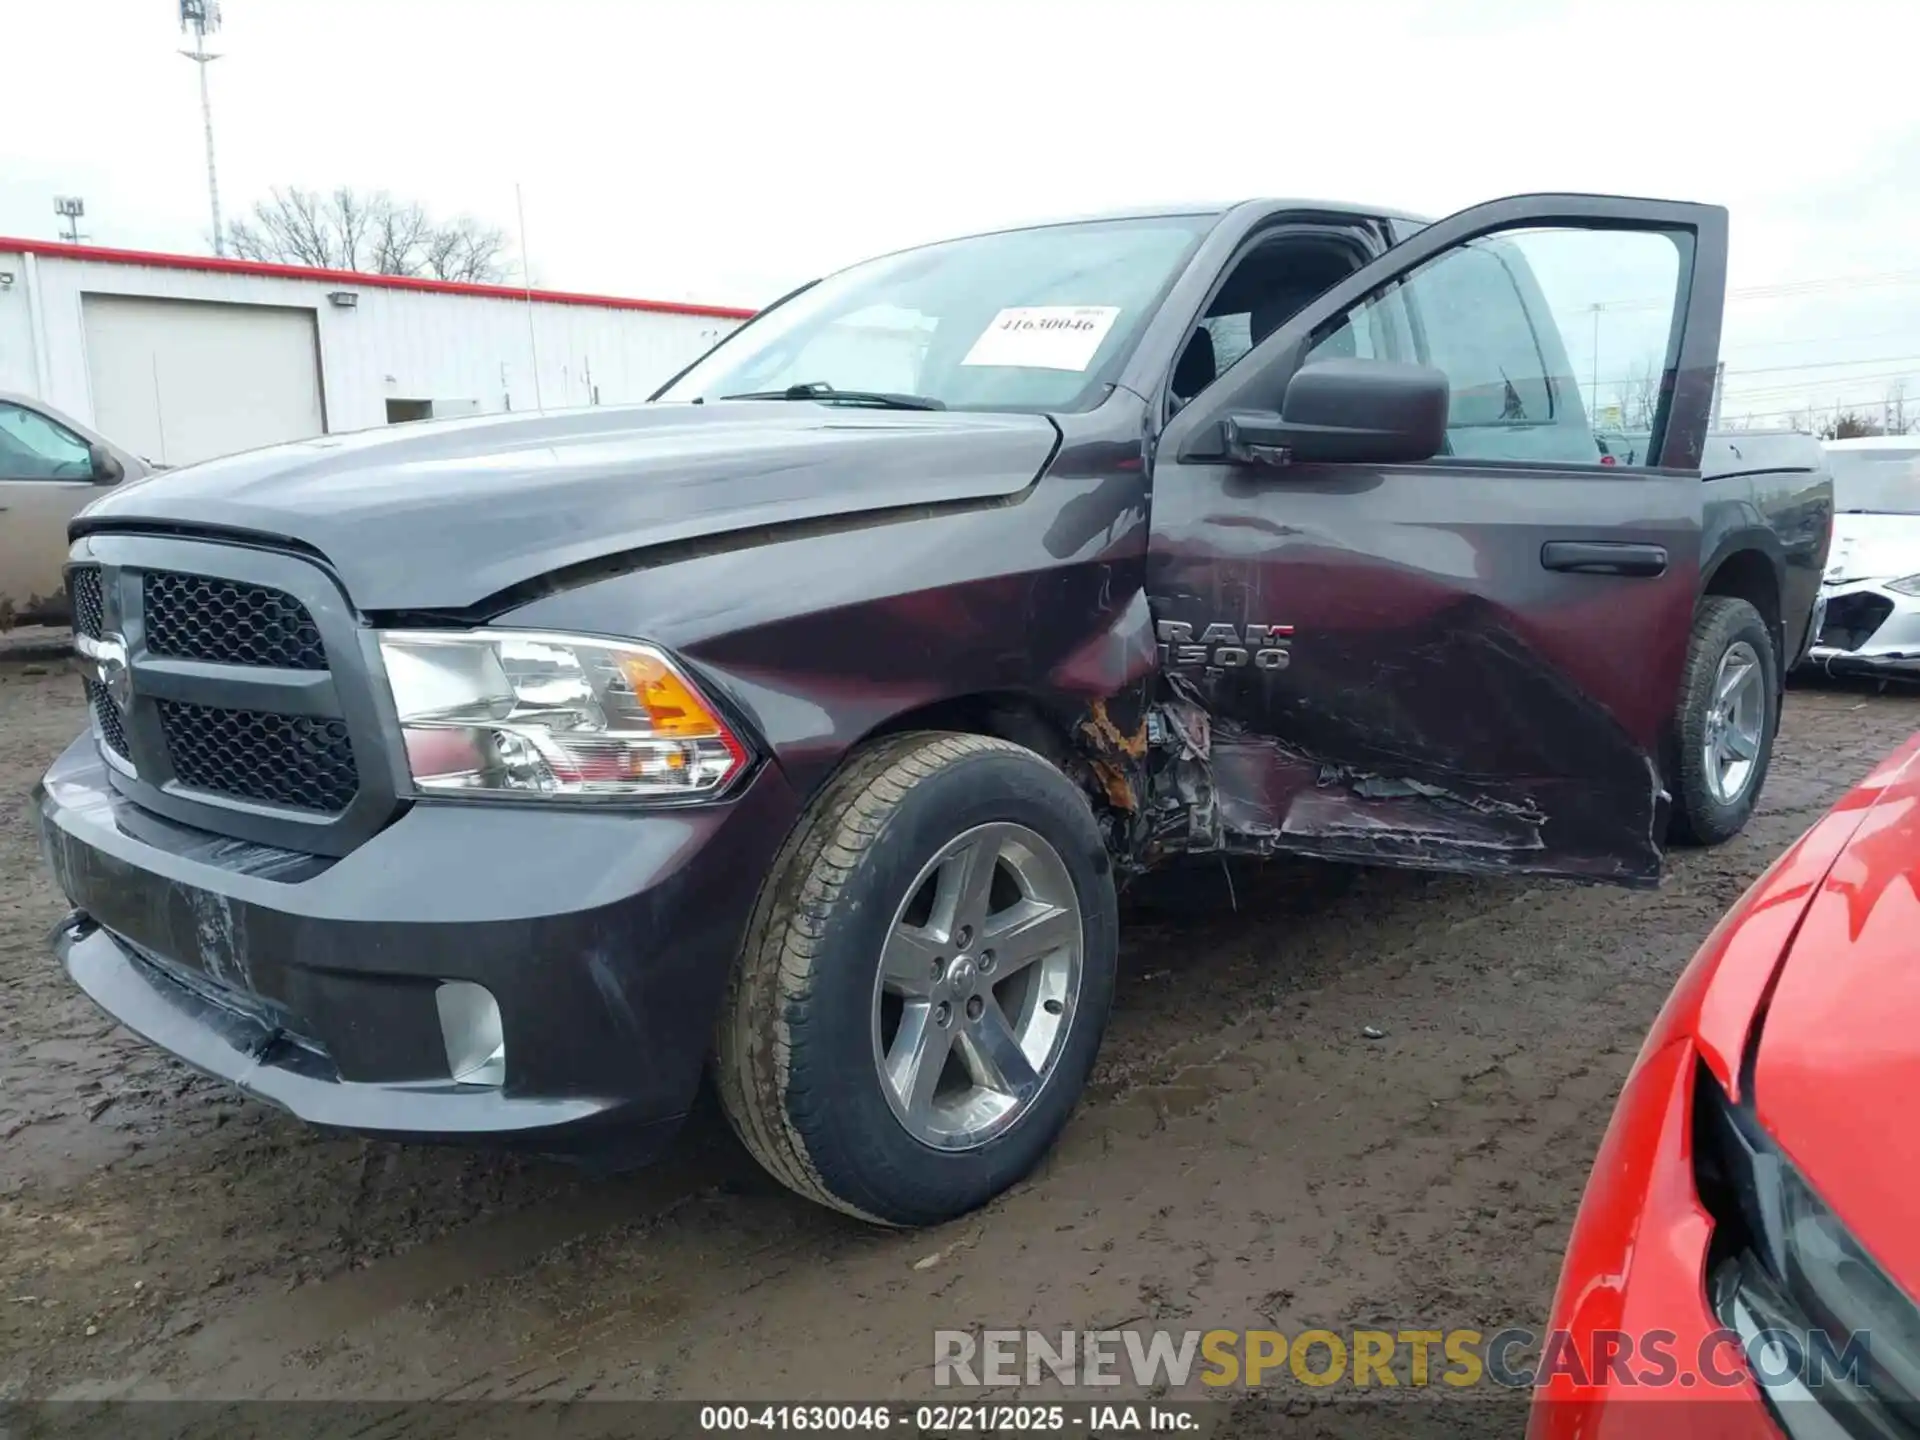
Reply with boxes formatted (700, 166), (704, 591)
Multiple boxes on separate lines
(1610, 358), (1663, 431)
(226, 186), (342, 268)
(418, 215), (513, 284)
(1819, 410), (1888, 441)
(369, 198), (433, 276)
(227, 186), (512, 283)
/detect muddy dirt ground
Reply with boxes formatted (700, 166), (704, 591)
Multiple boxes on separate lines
(2, 656), (1913, 1415)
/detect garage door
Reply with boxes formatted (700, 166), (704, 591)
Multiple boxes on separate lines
(82, 295), (326, 467)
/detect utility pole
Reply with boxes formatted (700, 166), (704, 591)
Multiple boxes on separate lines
(1589, 304), (1602, 420)
(53, 196), (87, 244)
(1708, 360), (1725, 430)
(178, 1), (225, 256)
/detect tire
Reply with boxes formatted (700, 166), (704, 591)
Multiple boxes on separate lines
(1668, 597), (1779, 846)
(715, 732), (1119, 1226)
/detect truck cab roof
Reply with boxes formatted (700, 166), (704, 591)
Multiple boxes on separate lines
(943, 198), (1435, 240)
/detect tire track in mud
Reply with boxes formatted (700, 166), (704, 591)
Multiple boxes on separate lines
(2, 661), (1914, 1404)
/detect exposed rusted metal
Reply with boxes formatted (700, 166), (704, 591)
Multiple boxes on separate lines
(1087, 758), (1137, 812)
(1070, 697), (1149, 814)
(1080, 697), (1149, 760)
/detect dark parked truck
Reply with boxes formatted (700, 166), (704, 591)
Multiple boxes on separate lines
(34, 193), (1830, 1225)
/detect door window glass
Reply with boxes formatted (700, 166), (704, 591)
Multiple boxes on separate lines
(1302, 303), (1393, 365)
(0, 401), (93, 480)
(1308, 227), (1684, 465)
(1172, 232), (1371, 410)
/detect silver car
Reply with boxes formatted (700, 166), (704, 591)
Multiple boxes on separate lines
(0, 391), (152, 629)
(1805, 436), (1920, 678)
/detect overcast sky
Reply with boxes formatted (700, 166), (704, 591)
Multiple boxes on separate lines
(3, 0), (1917, 426)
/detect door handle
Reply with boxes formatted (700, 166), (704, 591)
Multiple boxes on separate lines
(1541, 541), (1669, 577)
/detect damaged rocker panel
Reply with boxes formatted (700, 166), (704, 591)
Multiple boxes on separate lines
(1126, 673), (1665, 888)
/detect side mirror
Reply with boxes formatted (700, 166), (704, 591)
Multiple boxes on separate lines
(1225, 358), (1449, 467)
(87, 443), (124, 486)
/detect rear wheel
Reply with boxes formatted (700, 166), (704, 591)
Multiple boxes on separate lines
(715, 732), (1118, 1226)
(1669, 597), (1778, 846)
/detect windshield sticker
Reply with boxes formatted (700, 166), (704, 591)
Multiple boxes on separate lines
(961, 306), (1121, 371)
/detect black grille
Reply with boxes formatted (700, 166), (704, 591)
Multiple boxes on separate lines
(70, 566), (104, 641)
(85, 679), (131, 761)
(157, 701), (358, 813)
(143, 572), (328, 670)
(1819, 592), (1895, 653)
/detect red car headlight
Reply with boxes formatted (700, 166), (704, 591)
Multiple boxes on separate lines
(1694, 1076), (1920, 1432)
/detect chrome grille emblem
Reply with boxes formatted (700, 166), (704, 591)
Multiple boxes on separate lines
(76, 631), (132, 711)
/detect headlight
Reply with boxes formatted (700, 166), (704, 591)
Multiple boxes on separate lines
(1697, 1076), (1920, 1427)
(376, 630), (748, 800)
(1885, 575), (1920, 597)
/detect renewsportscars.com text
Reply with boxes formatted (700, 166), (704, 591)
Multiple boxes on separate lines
(932, 1326), (1870, 1390)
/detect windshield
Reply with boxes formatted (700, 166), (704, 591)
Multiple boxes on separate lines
(1827, 445), (1920, 515)
(654, 215), (1217, 413)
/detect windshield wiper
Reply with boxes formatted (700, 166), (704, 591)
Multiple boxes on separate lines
(719, 381), (945, 410)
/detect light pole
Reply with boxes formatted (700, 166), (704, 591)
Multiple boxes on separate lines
(1589, 303), (1603, 421)
(53, 196), (86, 244)
(178, 0), (225, 256)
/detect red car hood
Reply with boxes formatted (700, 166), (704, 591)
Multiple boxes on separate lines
(1752, 735), (1920, 1302)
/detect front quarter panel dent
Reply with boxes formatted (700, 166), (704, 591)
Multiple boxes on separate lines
(1052, 588), (1158, 820)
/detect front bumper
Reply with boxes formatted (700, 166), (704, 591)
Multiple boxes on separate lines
(1802, 579), (1920, 677)
(32, 735), (799, 1157)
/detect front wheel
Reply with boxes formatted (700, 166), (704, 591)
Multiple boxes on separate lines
(1669, 596), (1779, 846)
(715, 732), (1119, 1226)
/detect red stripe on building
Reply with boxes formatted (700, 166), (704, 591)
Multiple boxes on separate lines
(0, 236), (756, 320)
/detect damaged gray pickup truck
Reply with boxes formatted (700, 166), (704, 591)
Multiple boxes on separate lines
(36, 193), (1830, 1226)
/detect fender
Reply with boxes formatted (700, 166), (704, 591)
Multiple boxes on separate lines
(1700, 456), (1834, 669)
(493, 404), (1163, 829)
(1701, 524), (1785, 595)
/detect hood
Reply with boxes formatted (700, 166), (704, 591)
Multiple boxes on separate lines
(1747, 735), (1920, 1301)
(74, 402), (1060, 611)
(1823, 512), (1920, 586)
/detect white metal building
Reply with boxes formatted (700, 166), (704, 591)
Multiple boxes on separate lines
(0, 237), (752, 468)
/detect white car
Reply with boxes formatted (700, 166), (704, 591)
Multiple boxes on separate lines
(1806, 435), (1920, 678)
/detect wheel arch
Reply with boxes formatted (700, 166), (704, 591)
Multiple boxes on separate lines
(1701, 542), (1784, 670)
(863, 689), (1074, 756)
(856, 688), (1145, 851)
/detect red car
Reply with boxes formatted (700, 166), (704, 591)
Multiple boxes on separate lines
(1532, 731), (1920, 1439)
